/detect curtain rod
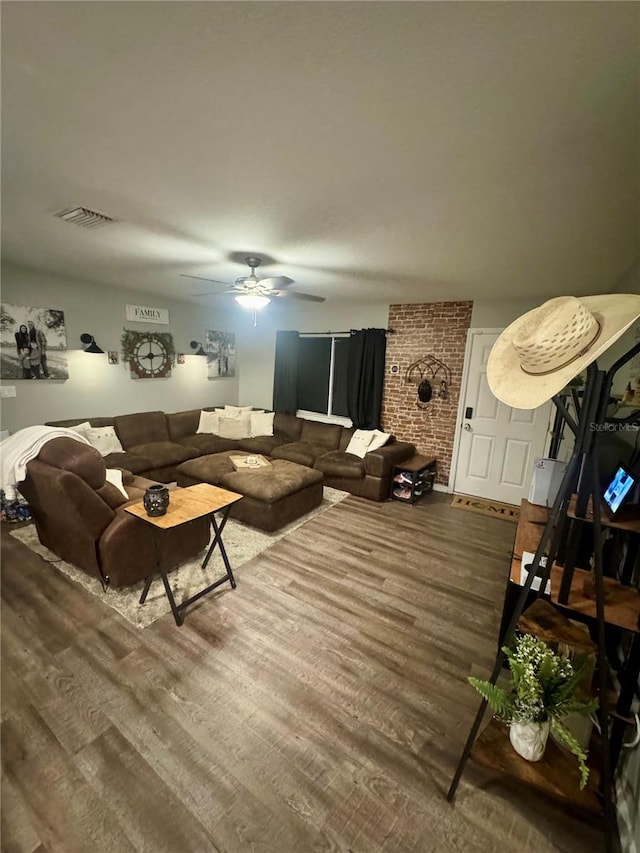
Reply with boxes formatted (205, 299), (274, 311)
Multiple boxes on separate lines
(300, 329), (396, 336)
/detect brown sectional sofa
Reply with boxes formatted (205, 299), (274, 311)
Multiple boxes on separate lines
(19, 438), (210, 588)
(47, 408), (417, 502)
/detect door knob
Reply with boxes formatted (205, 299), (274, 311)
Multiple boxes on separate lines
(463, 423), (472, 431)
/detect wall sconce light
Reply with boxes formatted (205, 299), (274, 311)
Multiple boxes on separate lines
(190, 340), (206, 356)
(80, 333), (104, 353)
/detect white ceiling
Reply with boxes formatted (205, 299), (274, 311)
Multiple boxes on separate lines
(2, 2), (638, 307)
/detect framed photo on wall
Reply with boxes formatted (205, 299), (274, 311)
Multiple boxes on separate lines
(206, 330), (235, 379)
(0, 303), (69, 380)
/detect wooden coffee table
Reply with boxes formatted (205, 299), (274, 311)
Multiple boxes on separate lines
(125, 483), (242, 626)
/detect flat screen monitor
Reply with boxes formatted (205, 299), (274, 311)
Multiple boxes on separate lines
(603, 463), (639, 516)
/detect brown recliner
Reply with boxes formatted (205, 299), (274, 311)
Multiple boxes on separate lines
(18, 438), (210, 588)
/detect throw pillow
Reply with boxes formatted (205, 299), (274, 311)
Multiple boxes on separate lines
(104, 467), (129, 498)
(345, 430), (375, 459)
(250, 411), (274, 438)
(224, 405), (255, 418)
(197, 410), (220, 435)
(85, 426), (124, 456)
(66, 420), (92, 437)
(367, 430), (391, 453)
(217, 414), (251, 440)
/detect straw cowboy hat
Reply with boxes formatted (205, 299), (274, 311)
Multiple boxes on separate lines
(487, 294), (640, 409)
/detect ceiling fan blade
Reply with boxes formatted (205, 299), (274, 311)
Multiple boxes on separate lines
(181, 273), (231, 285)
(272, 290), (325, 302)
(260, 276), (294, 289)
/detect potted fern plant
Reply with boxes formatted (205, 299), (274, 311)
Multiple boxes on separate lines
(469, 634), (598, 788)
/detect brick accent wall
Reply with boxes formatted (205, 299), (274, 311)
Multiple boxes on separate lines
(382, 302), (473, 486)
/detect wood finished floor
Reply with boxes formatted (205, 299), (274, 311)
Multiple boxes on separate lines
(1, 493), (604, 853)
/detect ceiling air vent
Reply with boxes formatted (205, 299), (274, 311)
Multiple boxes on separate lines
(53, 206), (114, 229)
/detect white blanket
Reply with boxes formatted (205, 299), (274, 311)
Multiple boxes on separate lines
(0, 426), (92, 501)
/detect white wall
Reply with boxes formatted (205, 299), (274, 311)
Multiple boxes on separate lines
(470, 297), (541, 329)
(236, 298), (390, 410)
(0, 263), (241, 433)
(1, 262), (391, 432)
(472, 293), (640, 396)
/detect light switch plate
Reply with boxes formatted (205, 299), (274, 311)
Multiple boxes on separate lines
(0, 386), (16, 398)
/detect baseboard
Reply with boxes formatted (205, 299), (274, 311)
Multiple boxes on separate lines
(433, 483), (449, 493)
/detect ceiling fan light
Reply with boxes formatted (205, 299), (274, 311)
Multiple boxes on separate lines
(235, 294), (271, 310)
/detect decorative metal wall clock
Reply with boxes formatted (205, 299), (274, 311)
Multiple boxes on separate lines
(121, 329), (175, 379)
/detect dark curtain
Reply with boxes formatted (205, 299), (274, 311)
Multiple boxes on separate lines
(272, 330), (300, 414)
(346, 328), (387, 429)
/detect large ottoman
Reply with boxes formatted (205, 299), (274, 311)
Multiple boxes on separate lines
(176, 452), (324, 532)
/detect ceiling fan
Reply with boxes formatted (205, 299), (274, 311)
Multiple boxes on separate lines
(181, 256), (325, 315)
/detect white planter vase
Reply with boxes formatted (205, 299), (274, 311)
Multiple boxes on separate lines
(509, 720), (550, 761)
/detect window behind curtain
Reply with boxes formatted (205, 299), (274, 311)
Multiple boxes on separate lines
(296, 335), (349, 419)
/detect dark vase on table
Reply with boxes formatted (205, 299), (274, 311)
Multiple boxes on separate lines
(144, 484), (170, 517)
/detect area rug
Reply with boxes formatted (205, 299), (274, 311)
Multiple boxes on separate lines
(451, 493), (519, 523)
(9, 487), (349, 628)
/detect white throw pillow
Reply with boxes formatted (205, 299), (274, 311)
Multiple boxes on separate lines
(217, 414), (251, 440)
(367, 430), (391, 453)
(250, 411), (274, 438)
(345, 430), (375, 459)
(104, 467), (129, 498)
(346, 429), (391, 458)
(67, 420), (92, 437)
(197, 410), (220, 435)
(224, 405), (255, 418)
(85, 426), (124, 456)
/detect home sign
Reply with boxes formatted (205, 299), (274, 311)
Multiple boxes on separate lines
(125, 304), (169, 325)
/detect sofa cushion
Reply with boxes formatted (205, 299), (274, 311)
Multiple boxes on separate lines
(167, 409), (202, 440)
(37, 438), (106, 490)
(115, 411), (169, 448)
(96, 481), (128, 509)
(251, 411), (274, 437)
(197, 410), (220, 434)
(339, 427), (355, 451)
(224, 405), (255, 417)
(128, 441), (198, 468)
(273, 413), (303, 443)
(175, 434), (240, 455)
(363, 440), (416, 478)
(345, 430), (374, 459)
(220, 460), (324, 505)
(368, 430), (391, 452)
(314, 450), (365, 479)
(238, 435), (288, 455)
(85, 426), (124, 456)
(66, 420), (92, 438)
(272, 441), (330, 467)
(217, 414), (251, 439)
(177, 453), (235, 485)
(104, 467), (129, 498)
(300, 420), (342, 450)
(103, 451), (152, 474)
(45, 417), (115, 429)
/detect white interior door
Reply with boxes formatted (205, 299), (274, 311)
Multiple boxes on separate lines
(454, 331), (551, 504)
